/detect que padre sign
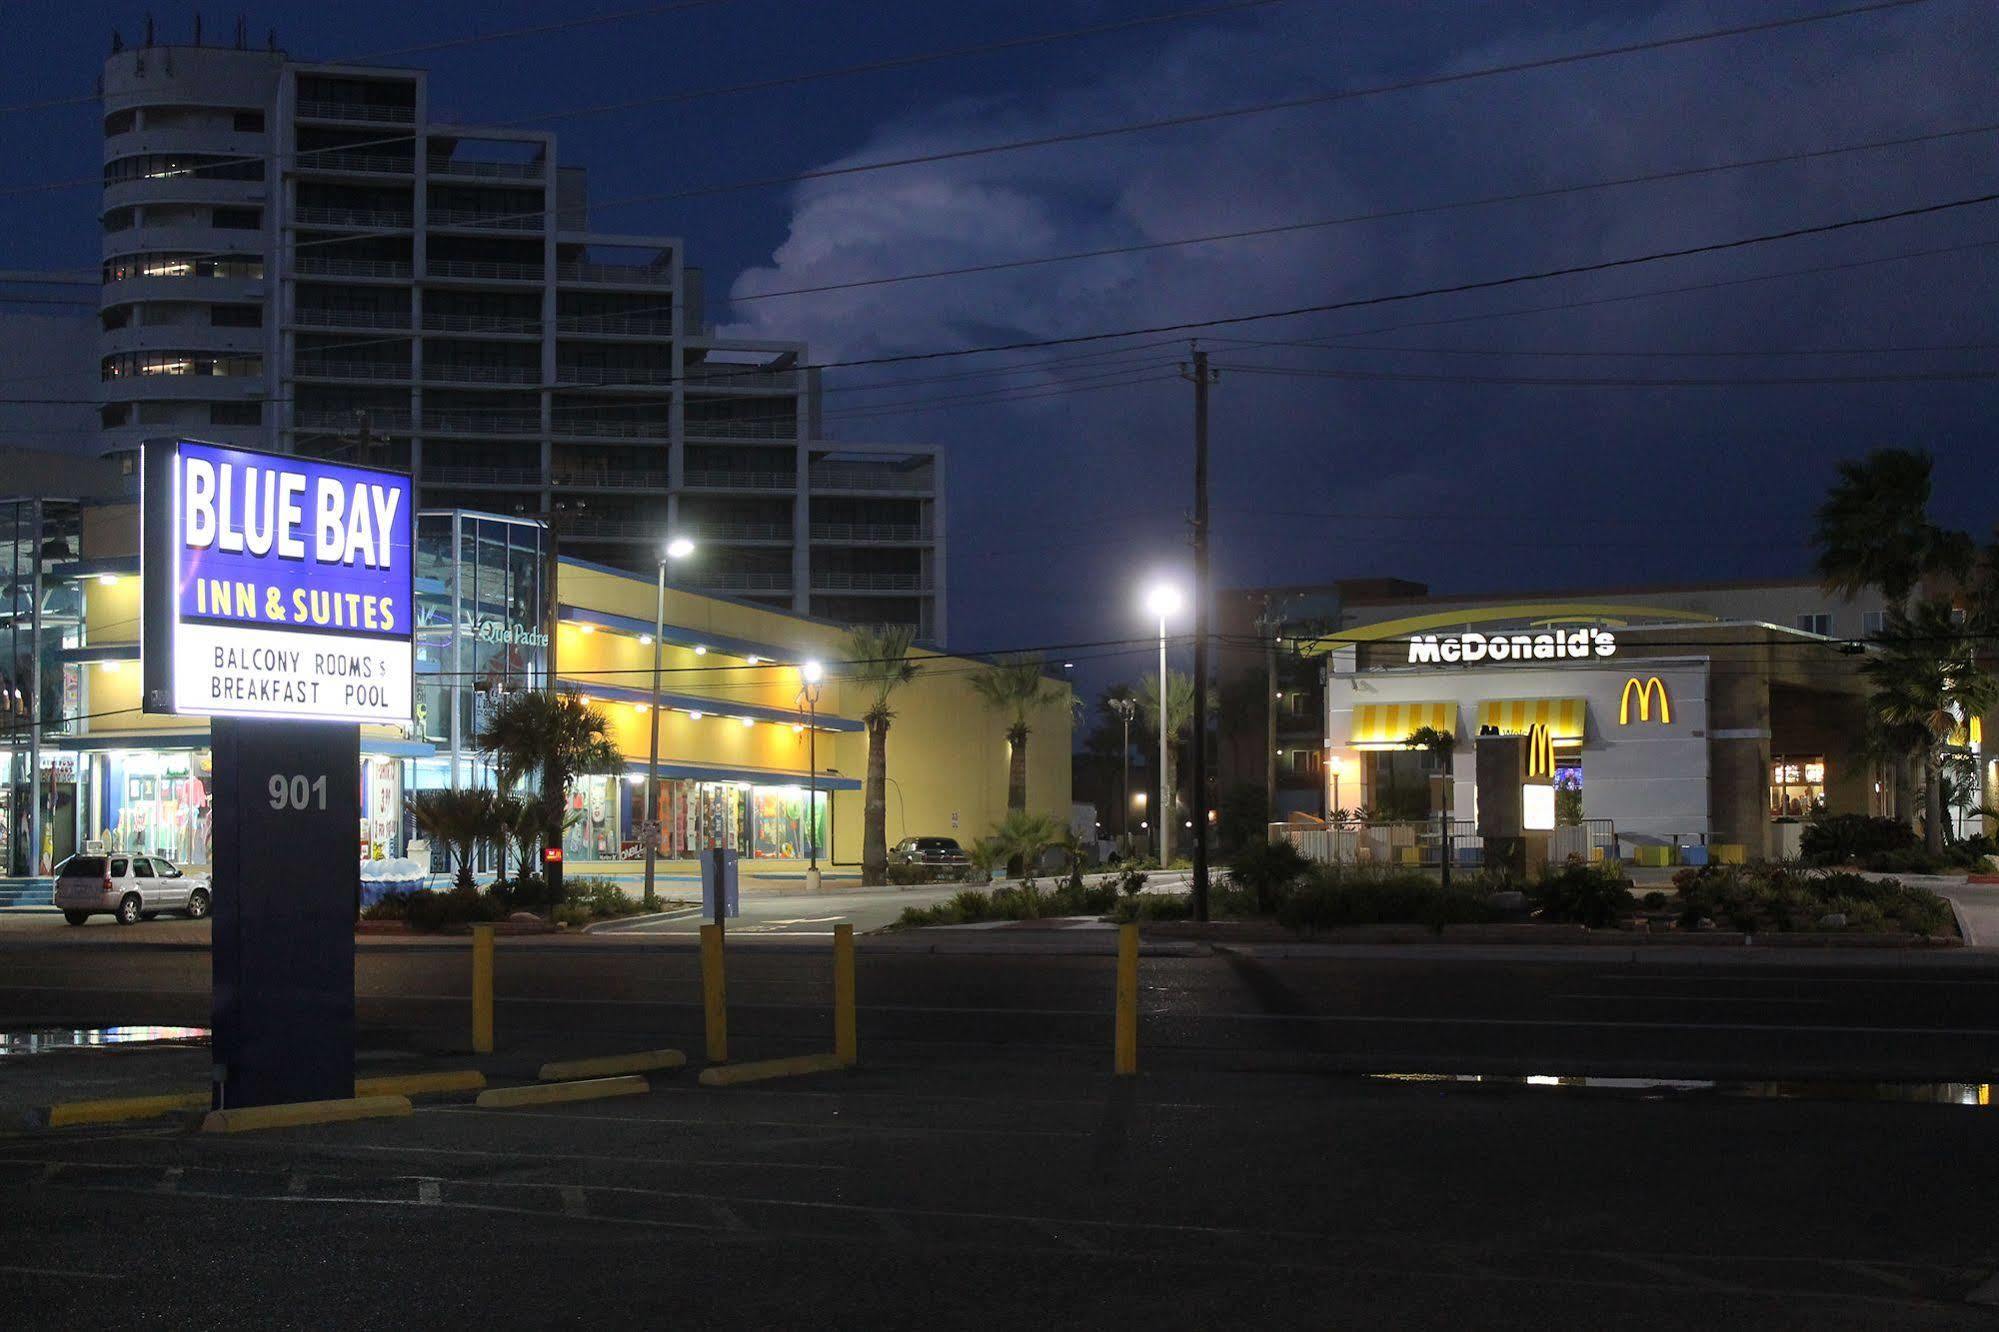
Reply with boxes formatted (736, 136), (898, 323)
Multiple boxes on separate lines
(143, 440), (415, 724)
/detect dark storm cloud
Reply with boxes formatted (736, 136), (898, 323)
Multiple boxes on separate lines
(724, 0), (1998, 664)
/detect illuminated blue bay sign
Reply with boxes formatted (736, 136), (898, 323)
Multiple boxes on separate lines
(142, 440), (414, 723)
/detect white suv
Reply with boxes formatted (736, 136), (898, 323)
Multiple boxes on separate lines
(53, 854), (211, 926)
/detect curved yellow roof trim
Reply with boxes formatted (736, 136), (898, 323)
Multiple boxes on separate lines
(1304, 602), (1720, 654)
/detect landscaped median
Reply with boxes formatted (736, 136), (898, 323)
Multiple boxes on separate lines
(884, 847), (1963, 949)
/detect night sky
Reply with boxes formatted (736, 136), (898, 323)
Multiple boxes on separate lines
(4, 1), (1995, 690)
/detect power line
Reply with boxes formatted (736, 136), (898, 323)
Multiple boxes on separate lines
(24, 112), (1985, 384)
(1215, 360), (1999, 387)
(0, 1), (1282, 197)
(0, 0), (751, 118)
(1207, 336), (1999, 360)
(0, 2), (1927, 202)
(12, 190), (1994, 422)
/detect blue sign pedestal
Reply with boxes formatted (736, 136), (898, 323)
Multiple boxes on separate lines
(210, 718), (359, 1109)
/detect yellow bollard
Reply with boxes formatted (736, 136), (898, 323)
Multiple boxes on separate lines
(701, 923), (728, 1064)
(470, 923), (495, 1054)
(833, 922), (857, 1066)
(1114, 923), (1138, 1076)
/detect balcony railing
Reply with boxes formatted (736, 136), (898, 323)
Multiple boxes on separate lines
(552, 465), (671, 490)
(294, 359), (411, 381)
(550, 416), (669, 440)
(809, 522), (930, 543)
(556, 314), (673, 337)
(809, 466), (933, 493)
(422, 410), (541, 435)
(293, 206), (412, 229)
(422, 464), (542, 486)
(294, 409), (415, 431)
(421, 311), (540, 335)
(689, 570), (793, 592)
(683, 469), (794, 491)
(557, 517), (682, 542)
(294, 257), (412, 279)
(296, 150), (415, 175)
(297, 99), (414, 124)
(684, 418), (796, 441)
(427, 156), (545, 181)
(423, 363), (540, 386)
(427, 259), (544, 282)
(293, 308), (411, 330)
(683, 365), (798, 391)
(687, 521), (792, 542)
(811, 571), (928, 592)
(557, 262), (672, 287)
(428, 207), (542, 231)
(556, 365), (674, 387)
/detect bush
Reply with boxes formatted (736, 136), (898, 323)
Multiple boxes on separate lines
(1274, 865), (1496, 933)
(1671, 864), (1953, 935)
(1108, 893), (1197, 923)
(563, 876), (643, 920)
(894, 878), (1119, 928)
(361, 891), (415, 921)
(1800, 814), (1917, 867)
(1115, 866), (1149, 898)
(1225, 839), (1310, 914)
(1529, 859), (1636, 928)
(403, 885), (506, 932)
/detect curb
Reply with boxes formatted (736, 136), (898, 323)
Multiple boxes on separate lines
(38, 1090), (209, 1129)
(202, 1094), (411, 1134)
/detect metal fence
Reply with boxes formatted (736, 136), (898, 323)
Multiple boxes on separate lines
(1271, 817), (1620, 869)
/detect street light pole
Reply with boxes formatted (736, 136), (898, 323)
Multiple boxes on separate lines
(642, 536), (695, 912)
(1157, 607), (1170, 867)
(800, 659), (825, 889)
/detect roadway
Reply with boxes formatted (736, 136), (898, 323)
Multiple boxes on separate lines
(5, 934), (1999, 1325)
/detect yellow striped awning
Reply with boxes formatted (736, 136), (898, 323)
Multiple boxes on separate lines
(1348, 701), (1458, 748)
(1478, 698), (1586, 742)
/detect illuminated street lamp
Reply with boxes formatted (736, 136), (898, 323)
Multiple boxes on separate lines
(1143, 582), (1183, 864)
(800, 659), (825, 887)
(642, 536), (696, 910)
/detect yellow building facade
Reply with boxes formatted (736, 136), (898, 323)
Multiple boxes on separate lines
(32, 504), (1071, 881)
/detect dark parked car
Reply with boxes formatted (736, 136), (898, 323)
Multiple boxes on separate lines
(889, 836), (972, 880)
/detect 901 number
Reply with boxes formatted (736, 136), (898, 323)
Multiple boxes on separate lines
(269, 774), (329, 812)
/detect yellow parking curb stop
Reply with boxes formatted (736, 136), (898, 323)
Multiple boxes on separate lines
(43, 1090), (209, 1128)
(354, 1070), (487, 1098)
(537, 1050), (686, 1081)
(474, 1075), (651, 1108)
(697, 1052), (846, 1087)
(201, 1094), (413, 1134)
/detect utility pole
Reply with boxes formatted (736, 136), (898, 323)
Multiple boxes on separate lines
(1181, 345), (1218, 921)
(1111, 696), (1136, 857)
(1257, 595), (1280, 831)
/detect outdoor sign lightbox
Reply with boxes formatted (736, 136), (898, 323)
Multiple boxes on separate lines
(142, 439), (414, 724)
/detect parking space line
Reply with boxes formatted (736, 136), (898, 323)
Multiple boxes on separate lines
(254, 1140), (847, 1174)
(0, 1263), (123, 1281)
(419, 1106), (1088, 1138)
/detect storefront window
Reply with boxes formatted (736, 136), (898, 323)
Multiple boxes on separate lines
(562, 773), (625, 862)
(98, 750), (213, 866)
(1770, 757), (1826, 819)
(620, 777), (830, 862)
(361, 757), (403, 861)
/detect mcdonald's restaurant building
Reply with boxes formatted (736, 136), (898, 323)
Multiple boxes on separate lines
(1312, 593), (1899, 860)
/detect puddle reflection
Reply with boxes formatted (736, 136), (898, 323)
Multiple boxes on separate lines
(1369, 1073), (1991, 1106)
(0, 1026), (211, 1057)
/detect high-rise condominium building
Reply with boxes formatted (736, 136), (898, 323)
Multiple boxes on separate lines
(95, 36), (944, 638)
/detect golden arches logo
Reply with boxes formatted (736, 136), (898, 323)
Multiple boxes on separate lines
(1525, 723), (1555, 777)
(1619, 676), (1672, 725)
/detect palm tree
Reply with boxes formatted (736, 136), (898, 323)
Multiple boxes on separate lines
(1136, 669), (1195, 862)
(411, 789), (502, 890)
(495, 795), (572, 888)
(1862, 601), (1999, 854)
(987, 809), (1068, 883)
(843, 624), (922, 887)
(1815, 449), (1973, 612)
(477, 688), (623, 896)
(969, 653), (1067, 814)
